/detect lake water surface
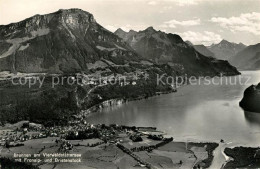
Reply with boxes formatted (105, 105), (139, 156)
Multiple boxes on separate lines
(87, 71), (260, 146)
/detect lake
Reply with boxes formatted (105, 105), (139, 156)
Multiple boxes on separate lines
(87, 71), (260, 146)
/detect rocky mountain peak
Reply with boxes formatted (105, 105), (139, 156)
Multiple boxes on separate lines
(220, 39), (229, 44)
(129, 29), (137, 34)
(58, 8), (85, 13)
(115, 28), (126, 34)
(56, 8), (96, 25)
(216, 39), (234, 47)
(208, 39), (247, 60)
(144, 26), (156, 33)
(57, 8), (94, 18)
(238, 42), (246, 47)
(0, 8), (97, 40)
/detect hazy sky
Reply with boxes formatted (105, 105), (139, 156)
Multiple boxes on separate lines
(0, 0), (260, 45)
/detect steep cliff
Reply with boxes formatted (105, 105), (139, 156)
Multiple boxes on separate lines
(240, 83), (260, 112)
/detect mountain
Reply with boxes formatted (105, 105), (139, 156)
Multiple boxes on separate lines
(114, 28), (138, 42)
(0, 9), (240, 126)
(115, 27), (239, 76)
(229, 43), (260, 70)
(0, 9), (240, 76)
(193, 45), (215, 58)
(240, 83), (260, 112)
(185, 41), (193, 46)
(0, 9), (144, 73)
(184, 41), (214, 58)
(208, 40), (246, 60)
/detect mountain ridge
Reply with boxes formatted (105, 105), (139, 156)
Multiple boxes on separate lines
(208, 39), (246, 60)
(229, 43), (260, 70)
(193, 44), (215, 58)
(0, 9), (240, 76)
(115, 27), (240, 76)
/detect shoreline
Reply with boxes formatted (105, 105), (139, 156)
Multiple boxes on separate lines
(78, 89), (177, 118)
(80, 72), (244, 120)
(223, 146), (260, 168)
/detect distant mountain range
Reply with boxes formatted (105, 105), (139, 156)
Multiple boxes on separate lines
(115, 27), (239, 76)
(0, 8), (239, 76)
(184, 41), (215, 58)
(207, 40), (246, 60)
(184, 39), (260, 70)
(229, 43), (260, 70)
(193, 45), (215, 58)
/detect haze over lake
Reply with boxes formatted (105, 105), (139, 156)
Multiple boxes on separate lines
(87, 71), (260, 145)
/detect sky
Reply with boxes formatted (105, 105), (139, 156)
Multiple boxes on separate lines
(0, 0), (260, 45)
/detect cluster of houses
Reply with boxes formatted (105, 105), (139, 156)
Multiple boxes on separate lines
(73, 73), (139, 87)
(60, 140), (73, 151)
(0, 115), (169, 154)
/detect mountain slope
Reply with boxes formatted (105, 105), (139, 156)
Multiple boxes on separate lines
(229, 43), (260, 70)
(115, 27), (240, 76)
(208, 40), (246, 60)
(0, 9), (142, 73)
(193, 45), (215, 58)
(185, 41), (193, 46)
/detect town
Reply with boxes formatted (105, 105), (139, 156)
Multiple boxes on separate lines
(0, 116), (218, 169)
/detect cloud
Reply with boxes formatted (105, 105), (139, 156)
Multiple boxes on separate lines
(175, 0), (198, 6)
(148, 1), (157, 5)
(161, 18), (200, 28)
(177, 31), (222, 46)
(148, 0), (198, 6)
(163, 6), (173, 10)
(121, 24), (150, 32)
(159, 6), (173, 13)
(210, 12), (260, 35)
